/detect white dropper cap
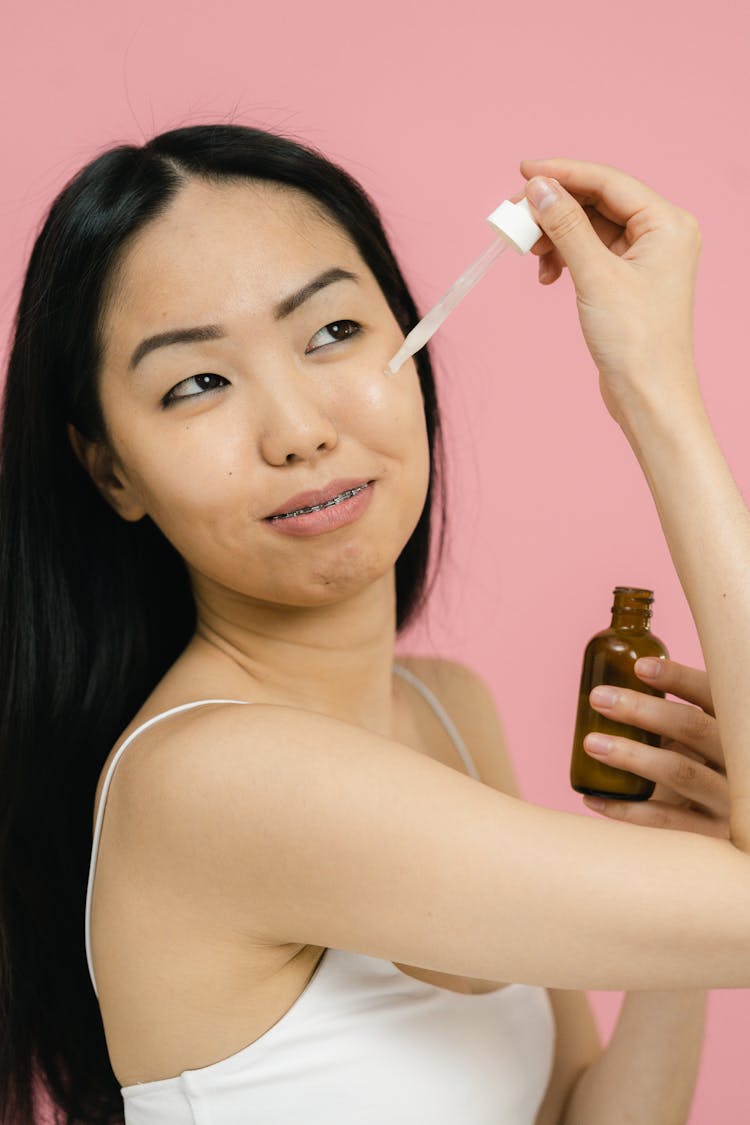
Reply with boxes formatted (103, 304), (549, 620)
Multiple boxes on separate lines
(486, 197), (543, 254)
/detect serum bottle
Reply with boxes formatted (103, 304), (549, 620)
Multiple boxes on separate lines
(570, 587), (669, 800)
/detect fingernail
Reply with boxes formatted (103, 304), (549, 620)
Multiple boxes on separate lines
(585, 733), (613, 755)
(590, 686), (618, 708)
(635, 658), (661, 678)
(583, 796), (607, 811)
(526, 177), (560, 212)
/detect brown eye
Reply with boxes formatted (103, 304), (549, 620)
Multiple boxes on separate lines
(162, 373), (230, 407)
(305, 320), (361, 354)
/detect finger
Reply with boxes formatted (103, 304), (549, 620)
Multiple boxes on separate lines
(588, 684), (724, 770)
(519, 157), (666, 229)
(652, 745), (713, 793)
(651, 745), (712, 802)
(632, 657), (715, 716)
(582, 795), (730, 839)
(523, 177), (610, 290)
(539, 252), (564, 284)
(508, 189), (555, 256)
(509, 191), (624, 259)
(585, 207), (630, 253)
(583, 733), (728, 816)
(511, 190), (602, 287)
(513, 184), (626, 279)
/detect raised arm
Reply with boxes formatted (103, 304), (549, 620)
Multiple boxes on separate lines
(128, 696), (750, 994)
(520, 157), (750, 849)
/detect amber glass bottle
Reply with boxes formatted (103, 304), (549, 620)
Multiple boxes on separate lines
(570, 587), (668, 800)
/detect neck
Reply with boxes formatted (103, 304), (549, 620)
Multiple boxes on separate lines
(183, 568), (401, 736)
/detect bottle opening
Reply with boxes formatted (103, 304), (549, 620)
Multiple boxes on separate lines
(611, 586), (654, 621)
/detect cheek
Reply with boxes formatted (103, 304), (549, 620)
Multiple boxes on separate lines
(120, 426), (250, 562)
(341, 356), (428, 463)
(342, 360), (431, 536)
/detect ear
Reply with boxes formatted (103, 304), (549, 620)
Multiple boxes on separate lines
(67, 422), (147, 522)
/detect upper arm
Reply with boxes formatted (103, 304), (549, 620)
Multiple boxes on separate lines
(411, 659), (603, 1124)
(131, 692), (750, 991)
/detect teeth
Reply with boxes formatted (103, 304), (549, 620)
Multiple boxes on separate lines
(272, 483), (369, 520)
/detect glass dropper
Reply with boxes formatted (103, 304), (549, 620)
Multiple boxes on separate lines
(385, 196), (543, 377)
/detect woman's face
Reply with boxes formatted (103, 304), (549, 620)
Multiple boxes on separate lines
(94, 178), (430, 611)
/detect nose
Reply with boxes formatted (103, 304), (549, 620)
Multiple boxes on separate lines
(256, 369), (339, 465)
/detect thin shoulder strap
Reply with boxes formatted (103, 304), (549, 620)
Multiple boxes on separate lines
(85, 699), (252, 999)
(392, 664), (480, 781)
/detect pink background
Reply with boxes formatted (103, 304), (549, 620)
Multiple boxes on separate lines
(2, 1), (748, 1120)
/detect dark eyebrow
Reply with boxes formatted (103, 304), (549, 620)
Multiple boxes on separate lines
(128, 267), (360, 372)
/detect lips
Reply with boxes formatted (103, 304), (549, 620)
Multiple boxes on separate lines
(265, 478), (374, 519)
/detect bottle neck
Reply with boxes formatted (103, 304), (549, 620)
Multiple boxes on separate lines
(610, 587), (654, 633)
(611, 610), (652, 632)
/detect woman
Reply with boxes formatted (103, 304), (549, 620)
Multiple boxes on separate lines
(0, 125), (746, 1124)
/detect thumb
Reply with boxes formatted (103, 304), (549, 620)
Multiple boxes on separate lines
(525, 177), (608, 290)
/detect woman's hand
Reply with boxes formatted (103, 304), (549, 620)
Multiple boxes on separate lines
(581, 658), (730, 838)
(515, 157), (703, 427)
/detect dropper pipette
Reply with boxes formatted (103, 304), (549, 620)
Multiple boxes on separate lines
(385, 196), (543, 376)
(386, 239), (509, 376)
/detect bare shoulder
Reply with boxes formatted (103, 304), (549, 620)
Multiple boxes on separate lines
(396, 654), (522, 797)
(116, 691), (519, 963)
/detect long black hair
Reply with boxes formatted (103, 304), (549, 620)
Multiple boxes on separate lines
(0, 123), (447, 1123)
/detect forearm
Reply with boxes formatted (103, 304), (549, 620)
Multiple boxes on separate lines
(621, 373), (750, 845)
(562, 990), (707, 1125)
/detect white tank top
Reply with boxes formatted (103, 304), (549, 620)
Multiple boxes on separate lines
(85, 664), (555, 1125)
